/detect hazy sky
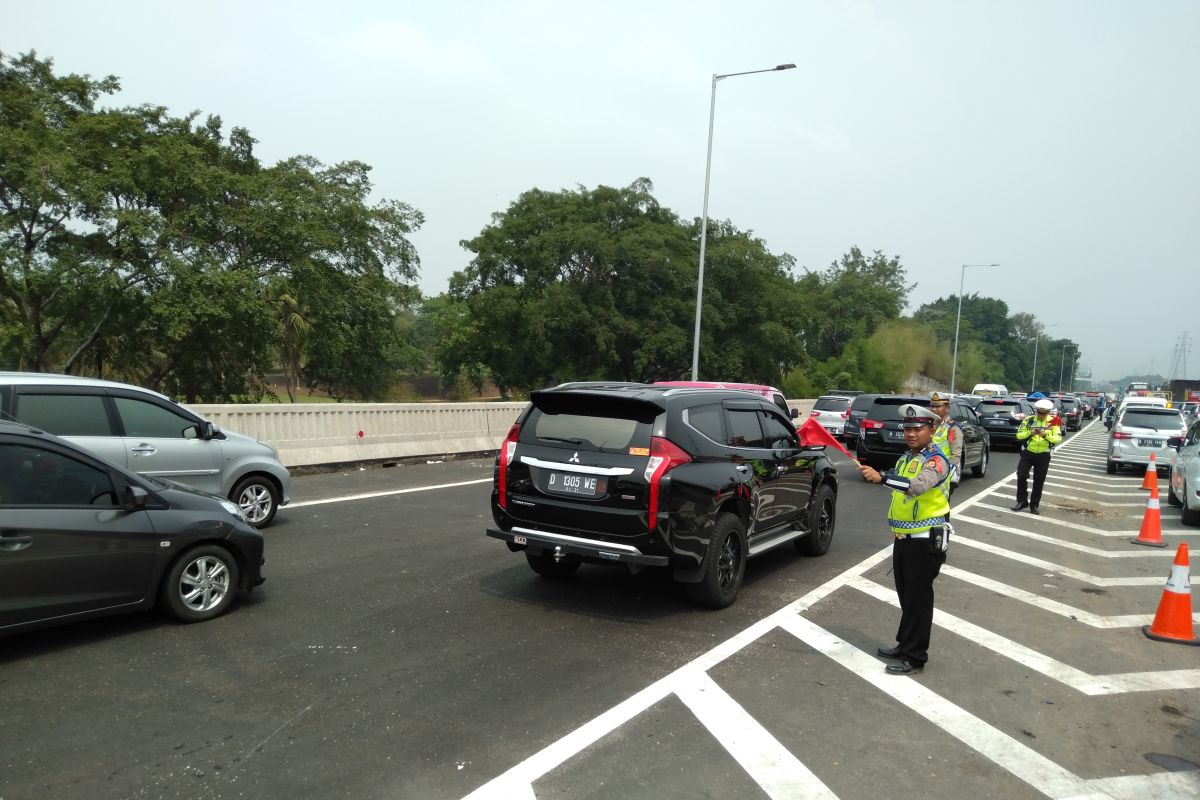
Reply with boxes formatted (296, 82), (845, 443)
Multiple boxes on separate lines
(6, 1), (1197, 382)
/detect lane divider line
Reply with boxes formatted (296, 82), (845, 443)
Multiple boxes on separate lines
(288, 478), (492, 509)
(949, 533), (1198, 586)
(953, 515), (1180, 557)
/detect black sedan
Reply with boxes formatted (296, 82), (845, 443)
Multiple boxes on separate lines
(0, 421), (265, 636)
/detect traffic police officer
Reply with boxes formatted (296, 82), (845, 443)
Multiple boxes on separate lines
(1012, 397), (1062, 515)
(929, 391), (963, 493)
(858, 404), (952, 675)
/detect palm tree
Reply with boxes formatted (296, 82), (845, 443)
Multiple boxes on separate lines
(272, 288), (310, 402)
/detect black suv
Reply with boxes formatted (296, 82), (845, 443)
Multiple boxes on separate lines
(856, 395), (990, 478)
(975, 396), (1035, 448)
(486, 383), (838, 608)
(842, 393), (882, 446)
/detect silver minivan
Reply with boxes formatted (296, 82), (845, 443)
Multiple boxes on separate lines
(1106, 404), (1187, 475)
(0, 372), (289, 527)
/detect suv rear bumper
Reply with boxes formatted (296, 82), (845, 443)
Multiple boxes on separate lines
(486, 526), (670, 567)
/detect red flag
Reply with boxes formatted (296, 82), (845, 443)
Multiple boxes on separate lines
(798, 417), (858, 462)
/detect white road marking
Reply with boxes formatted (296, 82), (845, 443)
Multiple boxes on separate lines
(775, 615), (1112, 800)
(951, 533), (1198, 585)
(940, 564), (1200, 627)
(674, 671), (838, 800)
(1040, 493), (1145, 507)
(953, 514), (1180, 557)
(288, 478), (492, 508)
(1087, 771), (1200, 799)
(971, 502), (1187, 538)
(849, 576), (1200, 694)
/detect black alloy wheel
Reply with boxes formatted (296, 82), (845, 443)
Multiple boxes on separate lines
(797, 483), (836, 556)
(687, 514), (746, 609)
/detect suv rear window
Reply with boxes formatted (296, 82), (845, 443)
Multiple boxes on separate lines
(865, 398), (922, 421)
(849, 395), (878, 414)
(813, 397), (850, 411)
(520, 396), (653, 452)
(1119, 409), (1184, 431)
(978, 401), (1024, 413)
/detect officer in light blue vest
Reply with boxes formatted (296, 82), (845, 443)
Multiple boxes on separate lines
(858, 403), (951, 675)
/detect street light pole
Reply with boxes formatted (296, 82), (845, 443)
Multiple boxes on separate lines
(1058, 344), (1074, 393)
(1030, 323), (1056, 392)
(949, 263), (1000, 394)
(690, 63), (796, 381)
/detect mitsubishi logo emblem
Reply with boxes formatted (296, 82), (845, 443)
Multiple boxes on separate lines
(569, 451), (580, 463)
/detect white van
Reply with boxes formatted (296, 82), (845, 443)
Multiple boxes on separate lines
(972, 383), (1009, 398)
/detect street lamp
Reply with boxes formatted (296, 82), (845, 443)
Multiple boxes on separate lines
(690, 63), (796, 381)
(1030, 323), (1056, 392)
(1059, 344), (1075, 393)
(949, 263), (1000, 393)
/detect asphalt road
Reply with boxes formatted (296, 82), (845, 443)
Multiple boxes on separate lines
(2, 423), (1197, 800)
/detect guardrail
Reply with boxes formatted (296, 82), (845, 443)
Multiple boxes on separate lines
(189, 399), (819, 469)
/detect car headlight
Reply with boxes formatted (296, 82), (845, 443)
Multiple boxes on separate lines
(220, 499), (247, 522)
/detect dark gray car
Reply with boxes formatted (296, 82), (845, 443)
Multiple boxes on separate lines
(0, 421), (265, 636)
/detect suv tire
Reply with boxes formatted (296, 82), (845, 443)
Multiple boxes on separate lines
(796, 483), (835, 556)
(687, 514), (746, 609)
(525, 550), (582, 578)
(1106, 461), (1117, 475)
(972, 446), (989, 478)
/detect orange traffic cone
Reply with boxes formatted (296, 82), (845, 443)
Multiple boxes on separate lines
(1130, 479), (1166, 547)
(1143, 543), (1199, 646)
(1141, 454), (1158, 490)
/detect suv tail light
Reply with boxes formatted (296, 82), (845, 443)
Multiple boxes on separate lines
(644, 437), (692, 531)
(841, 410), (850, 419)
(497, 423), (520, 508)
(861, 419), (884, 430)
(809, 410), (820, 417)
(1111, 431), (1133, 440)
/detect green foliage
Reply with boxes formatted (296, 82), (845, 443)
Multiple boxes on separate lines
(0, 51), (423, 401)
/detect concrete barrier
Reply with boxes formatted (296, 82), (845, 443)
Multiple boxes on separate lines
(189, 399), (818, 469)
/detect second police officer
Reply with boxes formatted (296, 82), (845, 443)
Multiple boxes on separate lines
(1011, 397), (1063, 515)
(858, 404), (952, 675)
(929, 391), (963, 495)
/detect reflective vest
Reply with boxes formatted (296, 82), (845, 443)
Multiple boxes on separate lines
(932, 417), (962, 479)
(886, 446), (951, 535)
(1016, 414), (1062, 454)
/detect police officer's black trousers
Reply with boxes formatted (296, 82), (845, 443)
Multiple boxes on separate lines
(1016, 450), (1052, 507)
(892, 536), (945, 667)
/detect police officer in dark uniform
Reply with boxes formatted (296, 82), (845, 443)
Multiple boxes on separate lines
(858, 404), (952, 675)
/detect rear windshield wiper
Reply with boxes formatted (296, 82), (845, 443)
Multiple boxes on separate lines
(538, 435), (585, 445)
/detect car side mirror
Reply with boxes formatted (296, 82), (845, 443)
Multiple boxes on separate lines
(789, 407), (799, 419)
(199, 421), (216, 440)
(1167, 436), (1184, 449)
(122, 484), (149, 511)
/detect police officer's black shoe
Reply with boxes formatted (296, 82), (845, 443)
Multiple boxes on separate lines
(877, 645), (902, 659)
(1011, 502), (1028, 511)
(1030, 505), (1040, 515)
(885, 660), (923, 675)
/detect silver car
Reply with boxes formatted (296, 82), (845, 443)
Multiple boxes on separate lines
(808, 395), (853, 436)
(0, 372), (289, 527)
(1167, 419), (1200, 525)
(1106, 405), (1187, 475)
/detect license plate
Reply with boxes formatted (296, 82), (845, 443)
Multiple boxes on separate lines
(547, 472), (603, 497)
(885, 430), (904, 441)
(512, 535), (527, 545)
(1138, 439), (1161, 448)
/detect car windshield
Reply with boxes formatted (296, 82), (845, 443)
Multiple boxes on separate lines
(1060, 399), (1076, 409)
(849, 395), (878, 413)
(813, 397), (850, 412)
(1119, 410), (1184, 431)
